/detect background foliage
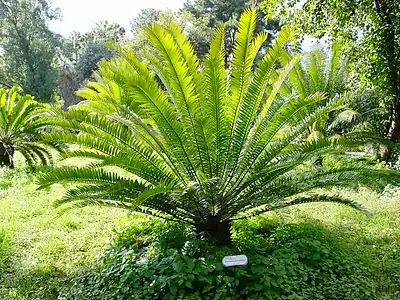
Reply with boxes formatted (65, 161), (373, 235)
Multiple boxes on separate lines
(0, 0), (60, 101)
(59, 21), (126, 108)
(263, 0), (400, 155)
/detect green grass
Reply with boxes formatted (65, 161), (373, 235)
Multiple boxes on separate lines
(287, 187), (400, 296)
(0, 160), (128, 300)
(0, 159), (399, 299)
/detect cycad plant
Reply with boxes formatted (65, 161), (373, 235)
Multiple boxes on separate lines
(0, 87), (57, 168)
(283, 42), (361, 140)
(284, 44), (385, 164)
(287, 42), (349, 100)
(38, 9), (398, 244)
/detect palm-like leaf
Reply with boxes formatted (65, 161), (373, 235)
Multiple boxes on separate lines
(0, 87), (59, 168)
(38, 10), (400, 244)
(283, 42), (359, 139)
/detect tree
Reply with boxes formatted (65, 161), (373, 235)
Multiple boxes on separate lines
(38, 10), (399, 245)
(184, 0), (280, 58)
(264, 0), (400, 154)
(62, 21), (126, 66)
(282, 42), (387, 164)
(0, 87), (58, 168)
(60, 21), (126, 108)
(62, 21), (126, 81)
(0, 0), (60, 101)
(131, 1), (280, 59)
(130, 8), (213, 57)
(131, 8), (162, 36)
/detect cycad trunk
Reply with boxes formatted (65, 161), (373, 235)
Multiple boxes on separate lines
(0, 142), (14, 168)
(195, 216), (232, 246)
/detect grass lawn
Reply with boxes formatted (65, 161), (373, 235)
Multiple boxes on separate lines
(0, 159), (399, 299)
(0, 159), (129, 299)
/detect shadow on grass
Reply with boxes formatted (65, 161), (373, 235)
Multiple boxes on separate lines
(0, 262), (67, 300)
(0, 227), (65, 300)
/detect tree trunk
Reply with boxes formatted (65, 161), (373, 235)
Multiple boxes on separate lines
(0, 142), (14, 168)
(374, 0), (400, 161)
(195, 216), (232, 246)
(59, 67), (83, 110)
(383, 104), (400, 161)
(387, 100), (400, 139)
(378, 144), (390, 162)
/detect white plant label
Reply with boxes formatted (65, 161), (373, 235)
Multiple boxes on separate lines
(222, 255), (248, 267)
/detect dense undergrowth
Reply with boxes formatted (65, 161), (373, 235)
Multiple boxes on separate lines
(59, 212), (400, 300)
(0, 164), (400, 299)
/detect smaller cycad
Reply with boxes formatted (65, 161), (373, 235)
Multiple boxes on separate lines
(38, 9), (399, 244)
(0, 87), (57, 168)
(283, 42), (359, 139)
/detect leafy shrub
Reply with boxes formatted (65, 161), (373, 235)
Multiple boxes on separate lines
(59, 218), (381, 300)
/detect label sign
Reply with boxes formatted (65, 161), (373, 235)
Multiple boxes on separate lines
(222, 255), (248, 267)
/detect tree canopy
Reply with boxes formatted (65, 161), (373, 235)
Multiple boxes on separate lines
(60, 21), (126, 108)
(130, 8), (213, 57)
(263, 0), (400, 145)
(0, 0), (60, 101)
(184, 0), (280, 57)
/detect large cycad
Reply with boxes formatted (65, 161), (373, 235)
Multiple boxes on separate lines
(38, 10), (398, 244)
(0, 87), (57, 168)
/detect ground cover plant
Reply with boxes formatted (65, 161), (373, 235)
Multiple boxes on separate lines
(58, 187), (400, 299)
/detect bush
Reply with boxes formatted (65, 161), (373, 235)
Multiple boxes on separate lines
(59, 217), (382, 300)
